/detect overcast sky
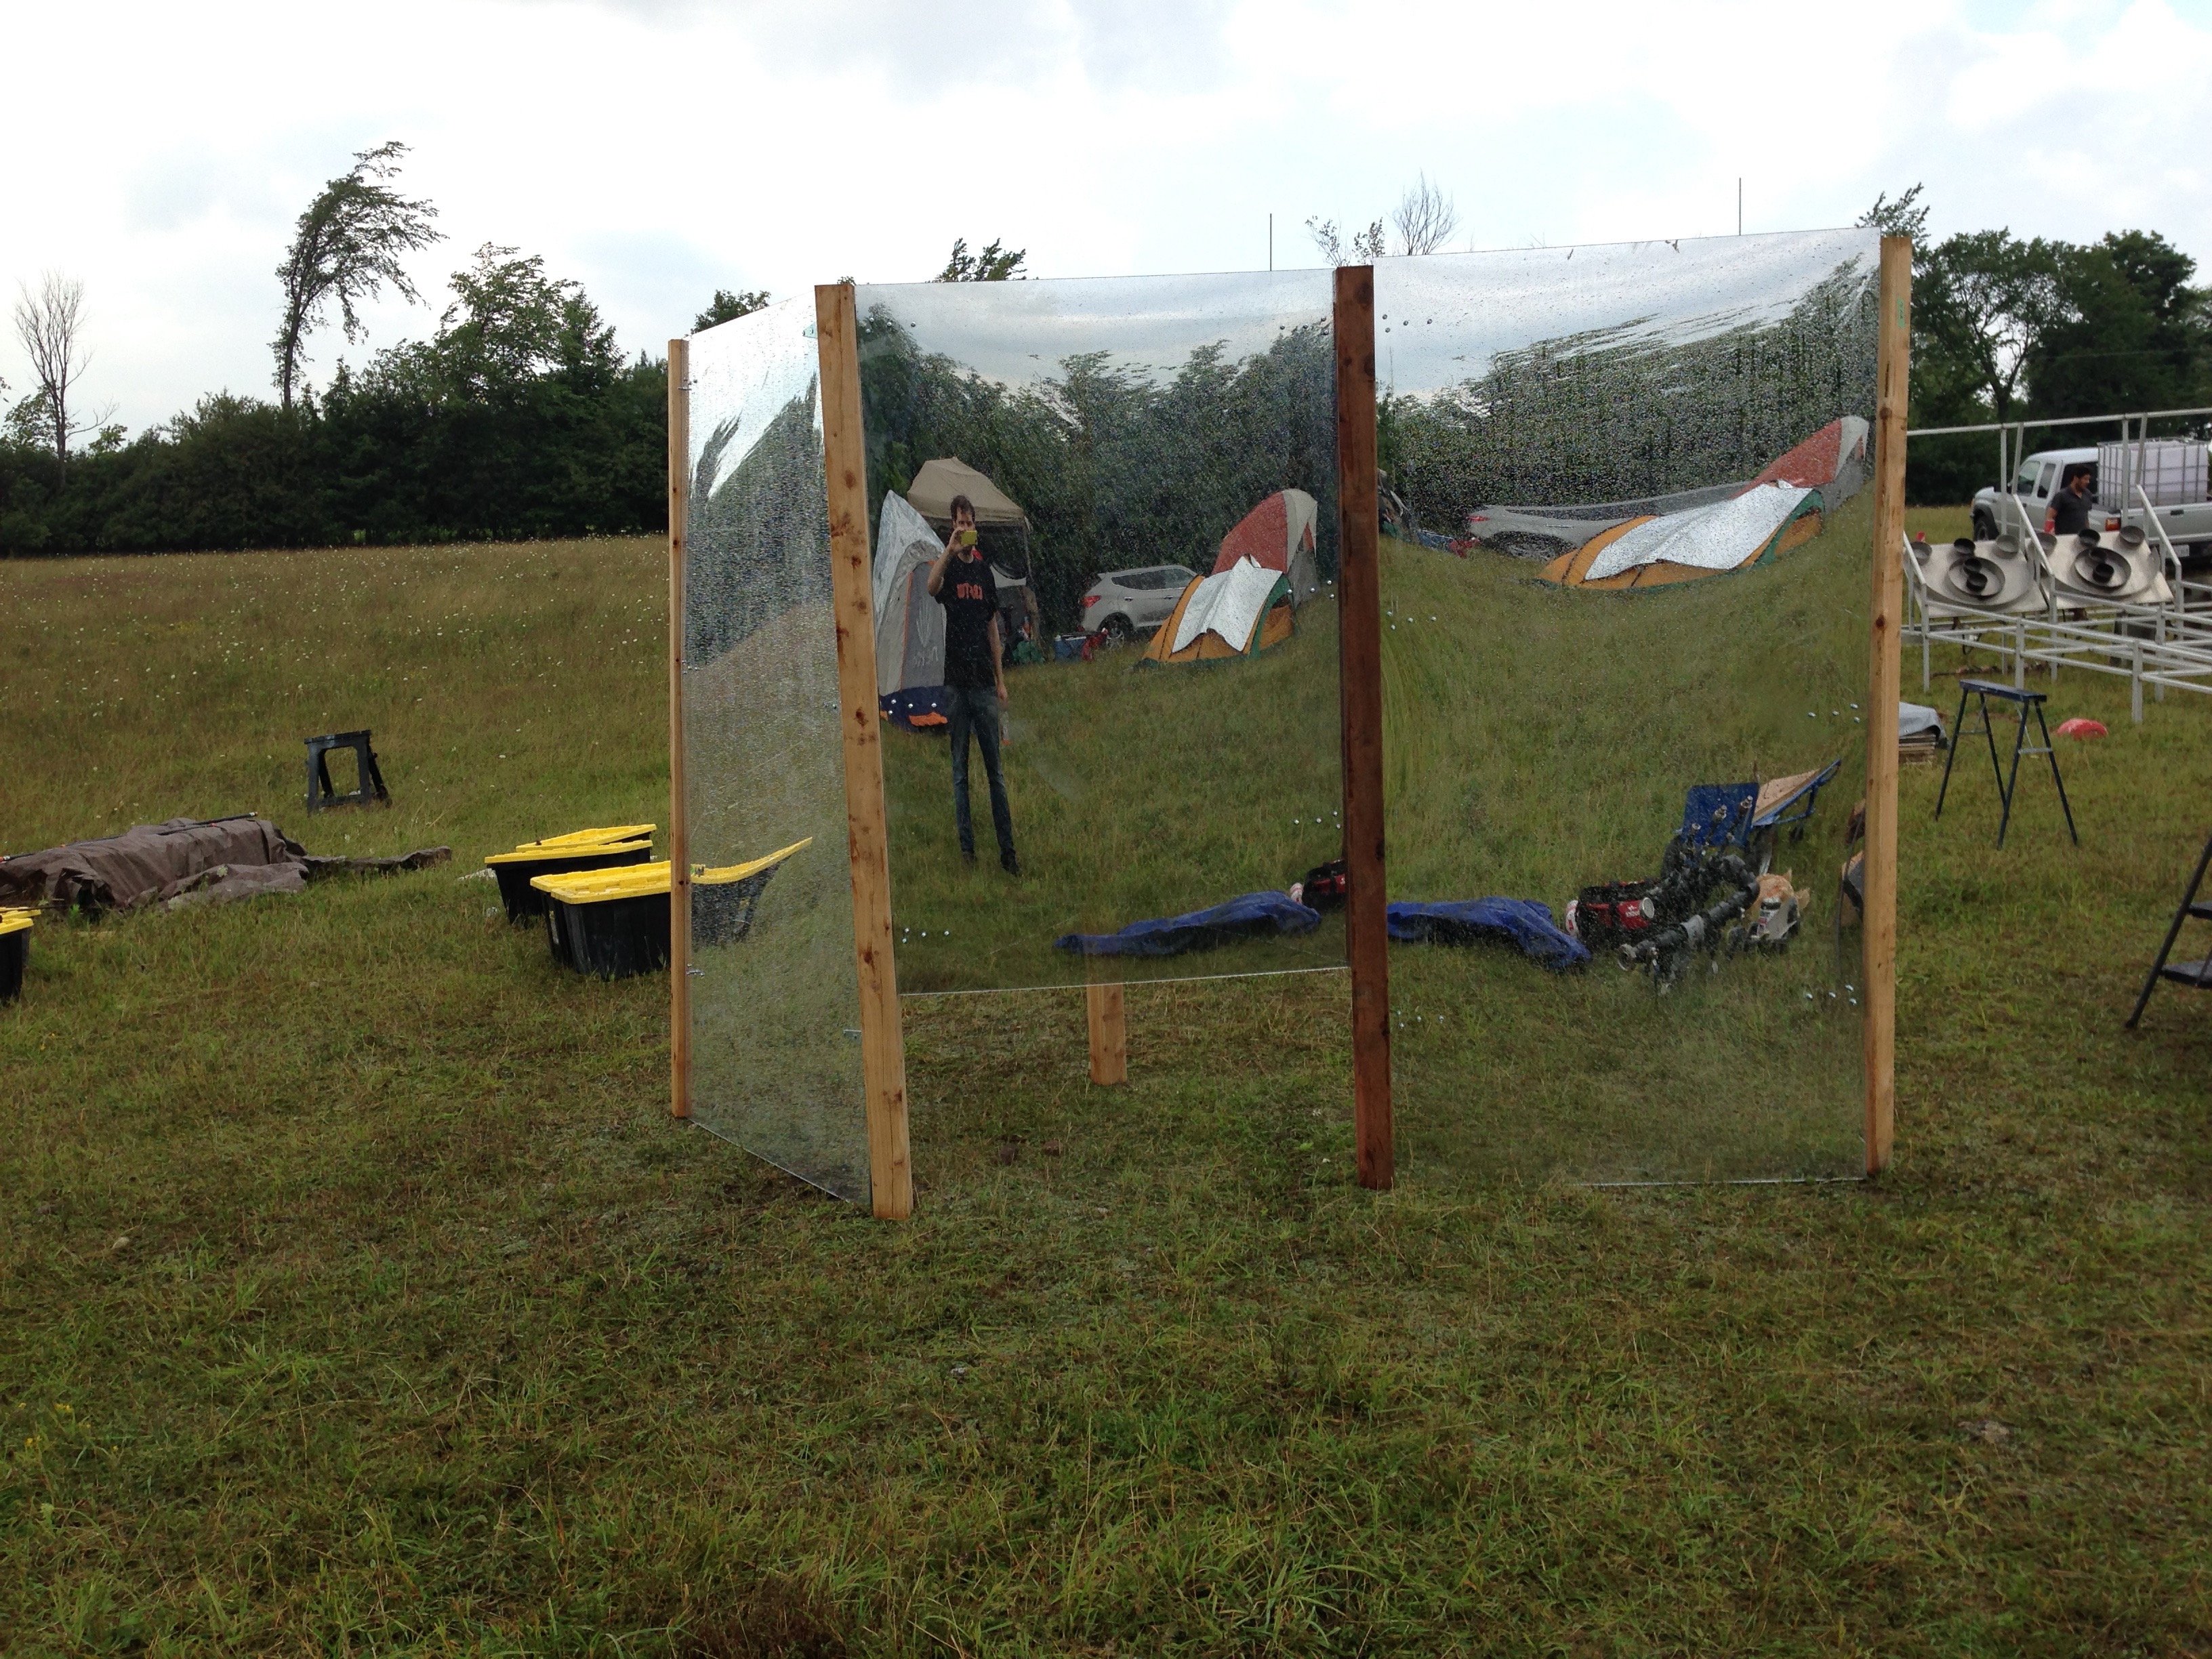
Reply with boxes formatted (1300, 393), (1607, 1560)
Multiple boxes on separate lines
(5, 0), (2209, 434)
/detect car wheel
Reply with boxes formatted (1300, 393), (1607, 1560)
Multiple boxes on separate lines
(1101, 614), (1133, 645)
(1971, 510), (1995, 541)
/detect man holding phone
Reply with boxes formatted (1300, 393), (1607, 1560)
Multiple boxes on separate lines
(926, 494), (1020, 874)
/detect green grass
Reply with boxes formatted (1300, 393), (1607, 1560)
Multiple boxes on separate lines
(3, 531), (2211, 1655)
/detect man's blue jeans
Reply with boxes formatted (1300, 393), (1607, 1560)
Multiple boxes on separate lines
(946, 684), (1016, 862)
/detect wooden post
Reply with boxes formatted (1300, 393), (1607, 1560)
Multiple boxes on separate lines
(1864, 236), (1912, 1176)
(1334, 265), (1392, 1191)
(668, 337), (692, 1121)
(1086, 982), (1126, 1086)
(815, 283), (913, 1221)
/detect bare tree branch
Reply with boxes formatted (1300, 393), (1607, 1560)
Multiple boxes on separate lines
(272, 141), (443, 411)
(13, 272), (91, 468)
(1393, 173), (1459, 256)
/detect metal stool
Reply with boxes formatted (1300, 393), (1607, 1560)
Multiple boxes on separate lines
(1934, 680), (2076, 849)
(304, 730), (390, 812)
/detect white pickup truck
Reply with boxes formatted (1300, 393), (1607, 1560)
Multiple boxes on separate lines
(1971, 439), (2212, 557)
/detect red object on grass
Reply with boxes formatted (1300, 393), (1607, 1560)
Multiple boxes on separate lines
(2055, 718), (2108, 739)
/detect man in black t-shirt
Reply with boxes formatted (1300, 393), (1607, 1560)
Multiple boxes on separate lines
(2049, 466), (2096, 536)
(926, 495), (1019, 874)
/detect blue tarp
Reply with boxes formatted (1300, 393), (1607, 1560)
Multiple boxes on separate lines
(1053, 890), (1321, 958)
(1386, 898), (1589, 971)
(880, 687), (949, 731)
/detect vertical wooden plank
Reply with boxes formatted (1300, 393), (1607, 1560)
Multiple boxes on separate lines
(1086, 983), (1126, 1086)
(815, 283), (913, 1221)
(1334, 264), (1393, 1191)
(1864, 236), (1912, 1176)
(667, 337), (692, 1121)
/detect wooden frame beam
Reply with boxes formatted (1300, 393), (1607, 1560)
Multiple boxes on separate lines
(815, 283), (913, 1220)
(668, 336), (692, 1121)
(1086, 983), (1127, 1086)
(1864, 236), (1912, 1174)
(1334, 265), (1392, 1191)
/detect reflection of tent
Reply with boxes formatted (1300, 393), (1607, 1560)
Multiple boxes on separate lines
(873, 492), (949, 727)
(1212, 489), (1321, 604)
(1540, 483), (1825, 590)
(1143, 558), (1294, 663)
(905, 457), (1028, 529)
(1533, 417), (1866, 590)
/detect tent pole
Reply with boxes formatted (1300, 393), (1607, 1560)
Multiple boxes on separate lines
(817, 283), (913, 1221)
(1864, 236), (1912, 1176)
(668, 336), (692, 1122)
(1334, 264), (1392, 1191)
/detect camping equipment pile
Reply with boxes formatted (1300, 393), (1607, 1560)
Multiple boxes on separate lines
(1571, 782), (1822, 989)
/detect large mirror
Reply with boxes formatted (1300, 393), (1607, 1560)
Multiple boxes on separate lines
(852, 272), (1346, 996)
(1374, 230), (1883, 1183)
(682, 298), (870, 1202)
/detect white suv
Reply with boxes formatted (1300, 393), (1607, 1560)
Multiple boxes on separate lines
(1080, 565), (1199, 640)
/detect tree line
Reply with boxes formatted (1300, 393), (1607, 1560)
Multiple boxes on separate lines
(1862, 186), (2212, 500)
(6, 159), (2206, 559)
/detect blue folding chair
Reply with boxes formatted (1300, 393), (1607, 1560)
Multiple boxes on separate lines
(1679, 783), (1760, 853)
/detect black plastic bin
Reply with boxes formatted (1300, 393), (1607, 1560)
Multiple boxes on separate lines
(487, 841), (651, 924)
(546, 889), (671, 979)
(1, 914), (30, 1005)
(531, 840), (811, 980)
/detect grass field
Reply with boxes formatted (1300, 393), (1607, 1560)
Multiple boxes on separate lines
(4, 529), (2211, 1655)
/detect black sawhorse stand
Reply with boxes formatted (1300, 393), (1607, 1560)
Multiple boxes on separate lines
(305, 730), (389, 811)
(1935, 679), (2078, 849)
(2127, 828), (2212, 1027)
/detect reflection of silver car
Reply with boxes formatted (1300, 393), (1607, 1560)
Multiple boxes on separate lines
(1079, 565), (1199, 640)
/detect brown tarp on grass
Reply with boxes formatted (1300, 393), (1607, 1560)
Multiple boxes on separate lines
(0, 817), (450, 912)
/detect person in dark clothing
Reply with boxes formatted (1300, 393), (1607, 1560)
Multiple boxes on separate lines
(926, 495), (1019, 874)
(2049, 466), (2097, 536)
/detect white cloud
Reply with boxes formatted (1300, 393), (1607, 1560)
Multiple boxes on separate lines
(2, 0), (2207, 431)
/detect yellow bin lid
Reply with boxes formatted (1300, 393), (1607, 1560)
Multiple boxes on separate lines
(519, 823), (657, 849)
(485, 838), (650, 867)
(530, 838), (812, 905)
(0, 910), (33, 939)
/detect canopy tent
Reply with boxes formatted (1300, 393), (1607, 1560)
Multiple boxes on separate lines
(873, 491), (950, 727)
(1540, 482), (1824, 590)
(905, 457), (1029, 529)
(1212, 489), (1322, 604)
(1143, 558), (1294, 663)
(905, 457), (1041, 649)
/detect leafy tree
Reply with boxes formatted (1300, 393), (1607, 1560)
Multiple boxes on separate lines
(1856, 184), (1929, 243)
(272, 142), (442, 411)
(2027, 231), (2211, 418)
(1914, 230), (2061, 430)
(935, 239), (1027, 282)
(694, 289), (769, 331)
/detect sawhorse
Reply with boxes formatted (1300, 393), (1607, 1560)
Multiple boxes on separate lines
(1935, 679), (2078, 849)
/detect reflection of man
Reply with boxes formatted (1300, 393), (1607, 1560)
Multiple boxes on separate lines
(926, 495), (1020, 874)
(2049, 466), (2095, 535)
